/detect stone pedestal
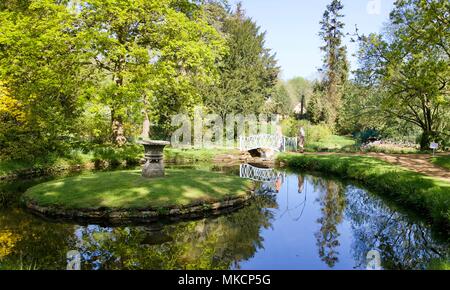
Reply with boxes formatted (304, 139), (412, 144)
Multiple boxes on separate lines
(139, 140), (170, 178)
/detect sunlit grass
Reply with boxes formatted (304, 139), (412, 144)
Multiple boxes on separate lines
(306, 135), (356, 151)
(431, 155), (450, 171)
(164, 148), (238, 163)
(23, 168), (252, 209)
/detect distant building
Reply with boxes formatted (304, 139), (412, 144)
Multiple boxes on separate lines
(293, 103), (303, 115)
(293, 94), (306, 119)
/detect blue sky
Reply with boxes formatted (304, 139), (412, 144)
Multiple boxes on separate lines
(229, 0), (395, 80)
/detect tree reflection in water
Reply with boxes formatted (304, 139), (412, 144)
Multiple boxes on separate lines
(0, 170), (448, 270)
(345, 186), (449, 270)
(311, 177), (346, 268)
(73, 196), (277, 270)
(0, 208), (75, 270)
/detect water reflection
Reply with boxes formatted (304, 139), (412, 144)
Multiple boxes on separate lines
(313, 179), (346, 268)
(68, 197), (273, 270)
(0, 167), (448, 270)
(345, 186), (448, 270)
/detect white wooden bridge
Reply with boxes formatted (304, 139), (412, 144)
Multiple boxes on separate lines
(239, 163), (282, 183)
(239, 164), (285, 193)
(239, 134), (297, 152)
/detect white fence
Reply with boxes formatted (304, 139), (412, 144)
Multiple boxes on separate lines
(239, 134), (297, 152)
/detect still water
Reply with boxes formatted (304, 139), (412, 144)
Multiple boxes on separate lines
(0, 165), (448, 270)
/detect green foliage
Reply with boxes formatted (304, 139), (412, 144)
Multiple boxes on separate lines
(306, 85), (325, 124)
(304, 124), (333, 146)
(0, 0), (229, 160)
(202, 3), (279, 118)
(317, 0), (349, 126)
(164, 148), (235, 163)
(286, 76), (313, 109)
(427, 259), (450, 270)
(92, 144), (142, 168)
(278, 153), (450, 229)
(78, 0), (226, 143)
(282, 118), (333, 144)
(0, 1), (90, 159)
(74, 104), (112, 146)
(264, 81), (292, 116)
(355, 0), (450, 150)
(337, 82), (387, 136)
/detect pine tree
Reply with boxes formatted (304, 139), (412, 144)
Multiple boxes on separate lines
(318, 0), (349, 126)
(203, 2), (280, 119)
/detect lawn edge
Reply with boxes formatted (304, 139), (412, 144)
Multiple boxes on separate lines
(22, 190), (254, 225)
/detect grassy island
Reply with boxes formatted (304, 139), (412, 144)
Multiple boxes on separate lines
(22, 168), (253, 221)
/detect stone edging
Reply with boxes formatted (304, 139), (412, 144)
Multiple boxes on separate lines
(23, 192), (254, 224)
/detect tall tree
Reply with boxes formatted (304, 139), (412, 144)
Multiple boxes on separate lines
(79, 0), (225, 144)
(0, 0), (89, 159)
(314, 179), (346, 268)
(203, 3), (279, 119)
(317, 0), (349, 126)
(356, 0), (450, 149)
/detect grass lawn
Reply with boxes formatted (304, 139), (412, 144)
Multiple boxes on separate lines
(431, 155), (450, 171)
(278, 153), (450, 229)
(23, 168), (252, 210)
(164, 148), (237, 163)
(306, 135), (355, 152)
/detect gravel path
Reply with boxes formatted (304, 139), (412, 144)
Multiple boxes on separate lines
(365, 153), (450, 181)
(306, 152), (450, 181)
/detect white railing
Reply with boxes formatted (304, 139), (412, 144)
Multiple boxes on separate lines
(239, 134), (297, 152)
(239, 164), (285, 194)
(239, 163), (279, 182)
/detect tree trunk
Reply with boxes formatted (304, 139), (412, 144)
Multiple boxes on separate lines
(419, 130), (435, 151)
(111, 110), (127, 147)
(141, 111), (150, 140)
(300, 94), (305, 118)
(141, 96), (151, 140)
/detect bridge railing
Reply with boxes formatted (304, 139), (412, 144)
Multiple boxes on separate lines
(239, 164), (286, 194)
(239, 134), (297, 152)
(239, 163), (281, 182)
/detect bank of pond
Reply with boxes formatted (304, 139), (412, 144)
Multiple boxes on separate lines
(277, 154), (450, 231)
(0, 161), (449, 270)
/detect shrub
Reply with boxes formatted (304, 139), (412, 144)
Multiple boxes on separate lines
(92, 144), (142, 168)
(354, 129), (380, 144)
(306, 124), (332, 145)
(281, 118), (332, 145)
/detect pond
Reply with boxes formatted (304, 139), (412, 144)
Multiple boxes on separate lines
(0, 165), (448, 270)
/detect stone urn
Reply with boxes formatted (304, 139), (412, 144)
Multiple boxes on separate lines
(138, 140), (170, 178)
